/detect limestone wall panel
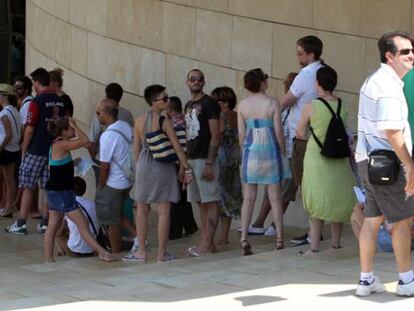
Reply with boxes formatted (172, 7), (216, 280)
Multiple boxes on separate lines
(86, 0), (108, 36)
(313, 0), (361, 35)
(232, 17), (272, 73)
(70, 27), (88, 75)
(192, 0), (229, 12)
(163, 2), (196, 59)
(318, 32), (365, 93)
(364, 38), (380, 78)
(137, 48), (166, 96)
(229, 0), (312, 28)
(360, 0), (411, 38)
(54, 19), (71, 68)
(195, 9), (232, 67)
(69, 0), (86, 28)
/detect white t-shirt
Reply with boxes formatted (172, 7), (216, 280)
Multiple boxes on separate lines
(0, 105), (21, 152)
(66, 196), (98, 254)
(99, 120), (133, 189)
(287, 60), (324, 156)
(19, 95), (33, 125)
(356, 63), (412, 162)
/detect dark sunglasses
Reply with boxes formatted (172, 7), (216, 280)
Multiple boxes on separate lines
(154, 95), (169, 103)
(188, 76), (204, 83)
(397, 48), (414, 55)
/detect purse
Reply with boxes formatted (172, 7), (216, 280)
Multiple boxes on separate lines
(145, 111), (186, 162)
(368, 149), (400, 185)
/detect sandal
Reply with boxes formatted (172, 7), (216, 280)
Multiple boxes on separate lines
(0, 208), (14, 218)
(157, 252), (176, 263)
(331, 244), (343, 249)
(298, 249), (319, 256)
(122, 252), (146, 263)
(187, 246), (200, 257)
(275, 239), (284, 250)
(240, 240), (253, 256)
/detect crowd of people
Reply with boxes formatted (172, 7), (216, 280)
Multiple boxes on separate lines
(0, 30), (414, 296)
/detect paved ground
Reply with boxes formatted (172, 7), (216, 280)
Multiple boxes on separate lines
(1, 142), (413, 310)
(0, 213), (413, 311)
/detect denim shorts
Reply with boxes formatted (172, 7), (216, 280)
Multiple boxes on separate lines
(47, 190), (77, 213)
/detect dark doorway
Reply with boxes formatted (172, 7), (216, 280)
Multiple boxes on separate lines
(0, 0), (26, 83)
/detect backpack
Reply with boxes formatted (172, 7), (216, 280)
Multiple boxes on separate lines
(105, 128), (135, 182)
(309, 97), (350, 158)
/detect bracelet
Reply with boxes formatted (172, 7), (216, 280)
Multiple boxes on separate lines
(184, 167), (193, 174)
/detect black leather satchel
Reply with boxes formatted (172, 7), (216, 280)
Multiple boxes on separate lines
(368, 149), (400, 185)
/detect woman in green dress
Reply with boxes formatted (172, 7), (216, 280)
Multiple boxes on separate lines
(295, 66), (356, 255)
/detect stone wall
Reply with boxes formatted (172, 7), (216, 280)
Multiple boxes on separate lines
(26, 0), (414, 228)
(26, 0), (414, 129)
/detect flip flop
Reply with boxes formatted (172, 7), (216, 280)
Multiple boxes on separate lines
(187, 246), (200, 257)
(122, 252), (146, 263)
(157, 252), (176, 263)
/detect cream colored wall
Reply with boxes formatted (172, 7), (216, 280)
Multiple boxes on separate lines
(27, 0), (414, 130)
(26, 0), (414, 228)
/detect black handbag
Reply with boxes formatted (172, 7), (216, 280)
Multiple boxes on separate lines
(368, 149), (400, 185)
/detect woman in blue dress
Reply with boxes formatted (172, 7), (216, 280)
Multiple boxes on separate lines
(238, 68), (287, 255)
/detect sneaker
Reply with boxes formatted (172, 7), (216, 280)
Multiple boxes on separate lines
(130, 237), (149, 253)
(355, 276), (385, 296)
(264, 225), (277, 237)
(290, 233), (308, 244)
(237, 226), (266, 235)
(396, 279), (414, 296)
(37, 223), (47, 234)
(5, 222), (27, 235)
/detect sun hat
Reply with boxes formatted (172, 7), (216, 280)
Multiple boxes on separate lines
(0, 84), (16, 96)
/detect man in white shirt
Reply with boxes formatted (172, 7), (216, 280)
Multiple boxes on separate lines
(355, 31), (414, 297)
(95, 98), (133, 253)
(87, 83), (134, 185)
(280, 35), (324, 244)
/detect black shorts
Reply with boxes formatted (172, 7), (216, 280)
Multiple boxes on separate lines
(0, 149), (20, 166)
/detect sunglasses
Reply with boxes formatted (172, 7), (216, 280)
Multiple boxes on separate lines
(397, 48), (414, 55)
(154, 95), (169, 103)
(188, 76), (204, 83)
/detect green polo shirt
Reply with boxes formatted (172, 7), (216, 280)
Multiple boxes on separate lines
(403, 69), (414, 143)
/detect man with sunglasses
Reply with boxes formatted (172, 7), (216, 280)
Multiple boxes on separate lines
(355, 31), (414, 297)
(13, 76), (33, 125)
(184, 69), (221, 256)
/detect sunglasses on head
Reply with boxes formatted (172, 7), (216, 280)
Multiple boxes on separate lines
(188, 76), (204, 83)
(397, 48), (414, 55)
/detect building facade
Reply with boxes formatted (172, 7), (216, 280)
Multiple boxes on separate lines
(26, 0), (414, 129)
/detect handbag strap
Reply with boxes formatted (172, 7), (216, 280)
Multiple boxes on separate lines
(75, 201), (98, 236)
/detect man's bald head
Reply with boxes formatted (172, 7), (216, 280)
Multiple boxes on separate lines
(97, 98), (118, 119)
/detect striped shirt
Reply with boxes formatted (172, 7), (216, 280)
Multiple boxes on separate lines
(356, 63), (412, 162)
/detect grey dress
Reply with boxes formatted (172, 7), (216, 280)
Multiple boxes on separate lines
(134, 112), (180, 204)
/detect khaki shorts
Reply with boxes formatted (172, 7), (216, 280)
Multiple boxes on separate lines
(187, 159), (221, 204)
(95, 185), (130, 225)
(358, 160), (414, 223)
(291, 138), (307, 186)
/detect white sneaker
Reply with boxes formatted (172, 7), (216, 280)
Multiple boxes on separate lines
(355, 276), (385, 296)
(396, 279), (414, 296)
(37, 223), (47, 234)
(264, 226), (277, 237)
(130, 237), (149, 253)
(5, 222), (27, 235)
